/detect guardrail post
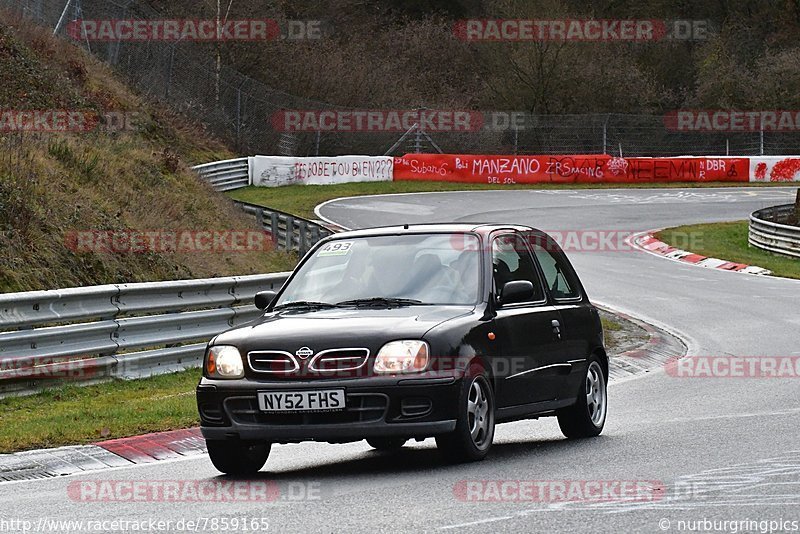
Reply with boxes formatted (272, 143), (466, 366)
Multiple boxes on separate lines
(793, 189), (800, 224)
(255, 207), (264, 230)
(298, 220), (308, 255)
(270, 212), (279, 248)
(286, 216), (296, 251)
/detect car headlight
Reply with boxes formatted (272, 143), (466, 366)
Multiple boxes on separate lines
(374, 340), (429, 374)
(206, 345), (244, 379)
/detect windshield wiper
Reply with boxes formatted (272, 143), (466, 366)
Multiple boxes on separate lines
(336, 297), (425, 308)
(273, 300), (338, 311)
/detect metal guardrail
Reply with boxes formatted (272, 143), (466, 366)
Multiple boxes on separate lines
(192, 159), (335, 255)
(234, 200), (333, 256)
(0, 273), (290, 396)
(192, 158), (249, 192)
(749, 204), (800, 259)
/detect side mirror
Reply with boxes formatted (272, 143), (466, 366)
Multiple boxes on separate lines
(254, 290), (278, 310)
(499, 280), (535, 305)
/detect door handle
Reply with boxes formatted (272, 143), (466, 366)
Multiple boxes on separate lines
(551, 319), (562, 340)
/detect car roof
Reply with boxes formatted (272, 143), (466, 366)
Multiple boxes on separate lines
(328, 223), (545, 239)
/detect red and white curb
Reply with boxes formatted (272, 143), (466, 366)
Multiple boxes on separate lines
(0, 429), (205, 483)
(630, 231), (772, 275)
(598, 305), (687, 383)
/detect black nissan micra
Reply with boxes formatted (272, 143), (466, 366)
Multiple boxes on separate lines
(197, 224), (607, 474)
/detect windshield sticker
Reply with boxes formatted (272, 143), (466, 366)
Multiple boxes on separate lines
(317, 241), (354, 257)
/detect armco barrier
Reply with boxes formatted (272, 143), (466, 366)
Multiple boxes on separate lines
(749, 204), (800, 258)
(191, 161), (334, 254)
(233, 200), (334, 256)
(192, 158), (250, 191)
(0, 273), (290, 396)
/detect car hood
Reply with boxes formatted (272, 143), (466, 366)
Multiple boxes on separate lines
(213, 305), (475, 352)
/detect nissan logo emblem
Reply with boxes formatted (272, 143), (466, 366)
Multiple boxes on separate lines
(296, 347), (314, 359)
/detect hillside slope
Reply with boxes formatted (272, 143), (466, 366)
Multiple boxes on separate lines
(0, 14), (293, 292)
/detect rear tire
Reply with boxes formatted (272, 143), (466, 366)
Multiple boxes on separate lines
(206, 440), (271, 475)
(557, 356), (607, 438)
(436, 364), (495, 463)
(366, 437), (407, 451)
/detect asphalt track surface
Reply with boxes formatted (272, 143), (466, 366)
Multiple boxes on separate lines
(1, 187), (799, 534)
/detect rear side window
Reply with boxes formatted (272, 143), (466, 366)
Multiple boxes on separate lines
(530, 240), (581, 300)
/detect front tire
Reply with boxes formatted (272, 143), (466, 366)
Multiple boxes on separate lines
(436, 364), (495, 462)
(557, 356), (607, 438)
(206, 440), (271, 475)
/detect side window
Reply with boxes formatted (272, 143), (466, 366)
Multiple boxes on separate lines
(530, 240), (581, 300)
(492, 234), (545, 303)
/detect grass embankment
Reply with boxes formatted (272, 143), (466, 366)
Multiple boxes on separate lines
(0, 17), (294, 292)
(229, 182), (790, 221)
(0, 370), (200, 453)
(657, 221), (800, 279)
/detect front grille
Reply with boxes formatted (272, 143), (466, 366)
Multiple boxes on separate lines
(309, 348), (370, 373)
(225, 393), (388, 426)
(248, 351), (299, 374)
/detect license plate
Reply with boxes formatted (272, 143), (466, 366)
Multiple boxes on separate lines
(257, 389), (346, 413)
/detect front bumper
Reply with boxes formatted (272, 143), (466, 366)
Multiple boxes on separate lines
(197, 375), (461, 443)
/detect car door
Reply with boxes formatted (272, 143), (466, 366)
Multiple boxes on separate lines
(527, 231), (595, 400)
(490, 232), (565, 407)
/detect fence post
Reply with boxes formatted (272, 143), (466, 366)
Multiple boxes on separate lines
(164, 46), (175, 99)
(235, 87), (242, 149)
(107, 2), (128, 65)
(513, 127), (518, 155)
(759, 127), (764, 156)
(53, 0), (73, 35)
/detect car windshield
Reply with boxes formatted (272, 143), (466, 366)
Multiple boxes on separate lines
(275, 233), (482, 307)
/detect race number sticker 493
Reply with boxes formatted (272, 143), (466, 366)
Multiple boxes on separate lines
(317, 241), (354, 257)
